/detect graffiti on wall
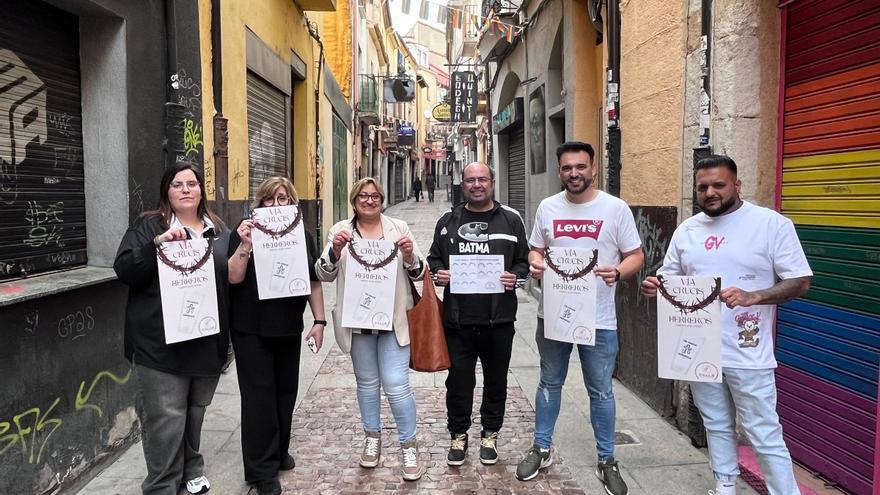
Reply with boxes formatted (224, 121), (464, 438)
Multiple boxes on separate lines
(171, 66), (204, 164)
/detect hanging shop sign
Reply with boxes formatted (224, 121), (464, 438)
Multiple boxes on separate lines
(432, 102), (451, 121)
(451, 71), (477, 123)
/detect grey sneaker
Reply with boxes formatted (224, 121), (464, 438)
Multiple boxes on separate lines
(185, 476), (210, 494)
(446, 433), (468, 466)
(401, 440), (424, 481)
(479, 430), (499, 465)
(515, 445), (552, 481)
(359, 431), (381, 468)
(596, 457), (628, 495)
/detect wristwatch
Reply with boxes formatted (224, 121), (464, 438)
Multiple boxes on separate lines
(313, 319), (327, 326)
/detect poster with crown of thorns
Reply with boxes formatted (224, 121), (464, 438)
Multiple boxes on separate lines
(656, 275), (723, 383)
(542, 247), (598, 346)
(157, 238), (220, 344)
(251, 205), (311, 300)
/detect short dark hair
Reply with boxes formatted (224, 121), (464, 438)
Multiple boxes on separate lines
(556, 141), (595, 163)
(695, 154), (737, 174)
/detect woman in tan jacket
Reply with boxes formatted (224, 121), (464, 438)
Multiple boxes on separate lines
(315, 177), (426, 481)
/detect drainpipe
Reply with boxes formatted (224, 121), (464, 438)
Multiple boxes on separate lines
(164, 0), (186, 169)
(692, 0), (712, 215)
(605, 0), (621, 197)
(308, 21), (325, 239)
(210, 0), (230, 223)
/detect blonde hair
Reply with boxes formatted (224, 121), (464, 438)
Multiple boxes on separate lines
(250, 176), (299, 210)
(348, 177), (385, 209)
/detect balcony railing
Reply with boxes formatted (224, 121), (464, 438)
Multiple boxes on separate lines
(358, 74), (379, 116)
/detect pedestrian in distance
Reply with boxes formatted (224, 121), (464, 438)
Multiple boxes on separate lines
(427, 162), (530, 467)
(412, 176), (423, 202)
(315, 177), (427, 481)
(227, 177), (326, 495)
(113, 162), (230, 495)
(642, 155), (812, 495)
(517, 141), (644, 495)
(425, 173), (437, 203)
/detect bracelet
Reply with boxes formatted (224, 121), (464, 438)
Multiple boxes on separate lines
(614, 268), (621, 282)
(313, 319), (327, 326)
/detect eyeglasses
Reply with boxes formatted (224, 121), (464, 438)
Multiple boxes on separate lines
(462, 177), (492, 186)
(171, 180), (199, 190)
(356, 192), (382, 203)
(263, 195), (290, 206)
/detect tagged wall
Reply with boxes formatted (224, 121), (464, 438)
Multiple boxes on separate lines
(0, 282), (135, 494)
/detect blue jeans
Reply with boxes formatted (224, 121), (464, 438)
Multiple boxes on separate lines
(691, 368), (799, 495)
(534, 318), (618, 461)
(350, 331), (417, 444)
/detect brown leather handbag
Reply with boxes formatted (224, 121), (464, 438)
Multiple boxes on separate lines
(407, 270), (450, 372)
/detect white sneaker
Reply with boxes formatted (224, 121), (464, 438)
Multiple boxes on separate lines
(185, 475), (210, 494)
(708, 480), (736, 495)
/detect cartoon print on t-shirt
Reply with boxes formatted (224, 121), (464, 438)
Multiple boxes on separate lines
(735, 311), (761, 348)
(457, 222), (490, 253)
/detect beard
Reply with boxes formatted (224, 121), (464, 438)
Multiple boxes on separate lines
(564, 176), (592, 194)
(700, 194), (738, 217)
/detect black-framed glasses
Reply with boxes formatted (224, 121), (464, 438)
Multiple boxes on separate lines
(357, 192), (382, 202)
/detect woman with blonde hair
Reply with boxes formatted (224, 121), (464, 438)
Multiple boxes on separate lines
(228, 176), (326, 495)
(315, 177), (426, 481)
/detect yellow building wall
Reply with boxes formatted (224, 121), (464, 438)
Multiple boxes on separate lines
(570, 0), (605, 165)
(322, 1), (353, 99)
(618, 0), (686, 205)
(216, 0), (319, 201)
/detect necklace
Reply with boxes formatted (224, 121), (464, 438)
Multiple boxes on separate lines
(347, 240), (399, 271)
(543, 247), (599, 281)
(656, 275), (721, 313)
(251, 206), (303, 239)
(157, 239), (214, 275)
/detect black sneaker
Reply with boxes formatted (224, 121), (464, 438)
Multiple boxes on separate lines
(279, 453), (295, 471)
(446, 433), (468, 466)
(515, 445), (552, 481)
(596, 457), (628, 495)
(479, 430), (499, 465)
(254, 477), (281, 495)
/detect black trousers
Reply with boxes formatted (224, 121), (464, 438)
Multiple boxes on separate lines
(232, 331), (302, 483)
(427, 189), (435, 202)
(444, 322), (515, 435)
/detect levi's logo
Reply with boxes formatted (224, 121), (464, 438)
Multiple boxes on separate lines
(553, 219), (603, 240)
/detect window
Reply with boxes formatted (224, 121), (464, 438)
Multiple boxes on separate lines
(437, 8), (447, 24)
(419, 1), (429, 20)
(401, 0), (411, 14)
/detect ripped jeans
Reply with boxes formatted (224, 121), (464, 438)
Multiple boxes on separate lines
(533, 318), (619, 460)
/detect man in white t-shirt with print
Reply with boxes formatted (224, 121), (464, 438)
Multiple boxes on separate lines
(516, 141), (644, 495)
(642, 155), (812, 495)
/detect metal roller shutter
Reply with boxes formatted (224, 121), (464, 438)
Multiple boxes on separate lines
(776, 1), (880, 493)
(0, 0), (86, 280)
(507, 125), (526, 218)
(246, 71), (287, 200)
(394, 157), (404, 204)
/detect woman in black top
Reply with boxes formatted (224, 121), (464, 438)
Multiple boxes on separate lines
(227, 177), (326, 495)
(113, 162), (229, 495)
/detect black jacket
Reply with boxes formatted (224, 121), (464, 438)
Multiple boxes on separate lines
(427, 201), (530, 329)
(113, 214), (230, 376)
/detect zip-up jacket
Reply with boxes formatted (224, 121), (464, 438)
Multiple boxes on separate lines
(427, 201), (529, 329)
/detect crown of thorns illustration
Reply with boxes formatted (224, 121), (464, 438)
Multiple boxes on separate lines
(157, 238), (214, 275)
(348, 241), (399, 271)
(656, 275), (721, 314)
(251, 206), (303, 239)
(543, 247), (599, 281)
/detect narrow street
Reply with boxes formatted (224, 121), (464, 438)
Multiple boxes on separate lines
(82, 191), (754, 494)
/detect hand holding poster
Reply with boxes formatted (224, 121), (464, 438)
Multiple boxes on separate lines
(449, 254), (504, 294)
(251, 205), (311, 300)
(157, 238), (220, 344)
(656, 275), (723, 383)
(542, 247), (598, 345)
(342, 239), (399, 331)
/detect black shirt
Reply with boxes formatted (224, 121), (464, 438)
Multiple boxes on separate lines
(228, 221), (319, 337)
(456, 208), (494, 325)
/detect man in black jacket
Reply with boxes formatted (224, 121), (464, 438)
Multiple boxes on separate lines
(427, 162), (530, 467)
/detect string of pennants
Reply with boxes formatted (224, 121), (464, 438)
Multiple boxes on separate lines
(392, 0), (524, 42)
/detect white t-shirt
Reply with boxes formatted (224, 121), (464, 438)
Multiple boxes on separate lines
(529, 191), (642, 329)
(657, 201), (812, 369)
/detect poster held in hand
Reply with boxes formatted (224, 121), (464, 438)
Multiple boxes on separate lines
(157, 238), (220, 344)
(342, 239), (399, 331)
(542, 247), (598, 345)
(251, 205), (311, 300)
(449, 254), (504, 294)
(656, 275), (723, 383)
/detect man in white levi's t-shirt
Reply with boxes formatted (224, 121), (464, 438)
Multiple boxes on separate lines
(642, 155), (812, 495)
(515, 141), (644, 495)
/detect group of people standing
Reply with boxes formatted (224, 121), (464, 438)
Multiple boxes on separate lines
(115, 136), (812, 495)
(411, 173), (437, 202)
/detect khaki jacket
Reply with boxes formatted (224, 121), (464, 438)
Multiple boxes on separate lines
(315, 215), (426, 353)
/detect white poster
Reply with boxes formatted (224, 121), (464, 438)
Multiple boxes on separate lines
(542, 247), (598, 345)
(656, 275), (723, 383)
(251, 205), (311, 300)
(341, 239), (399, 331)
(157, 238), (220, 344)
(449, 254), (504, 294)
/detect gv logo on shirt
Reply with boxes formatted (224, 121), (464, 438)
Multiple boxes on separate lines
(553, 219), (603, 240)
(704, 235), (725, 251)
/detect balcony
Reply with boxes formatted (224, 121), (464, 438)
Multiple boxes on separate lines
(296, 0), (336, 12)
(357, 74), (380, 123)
